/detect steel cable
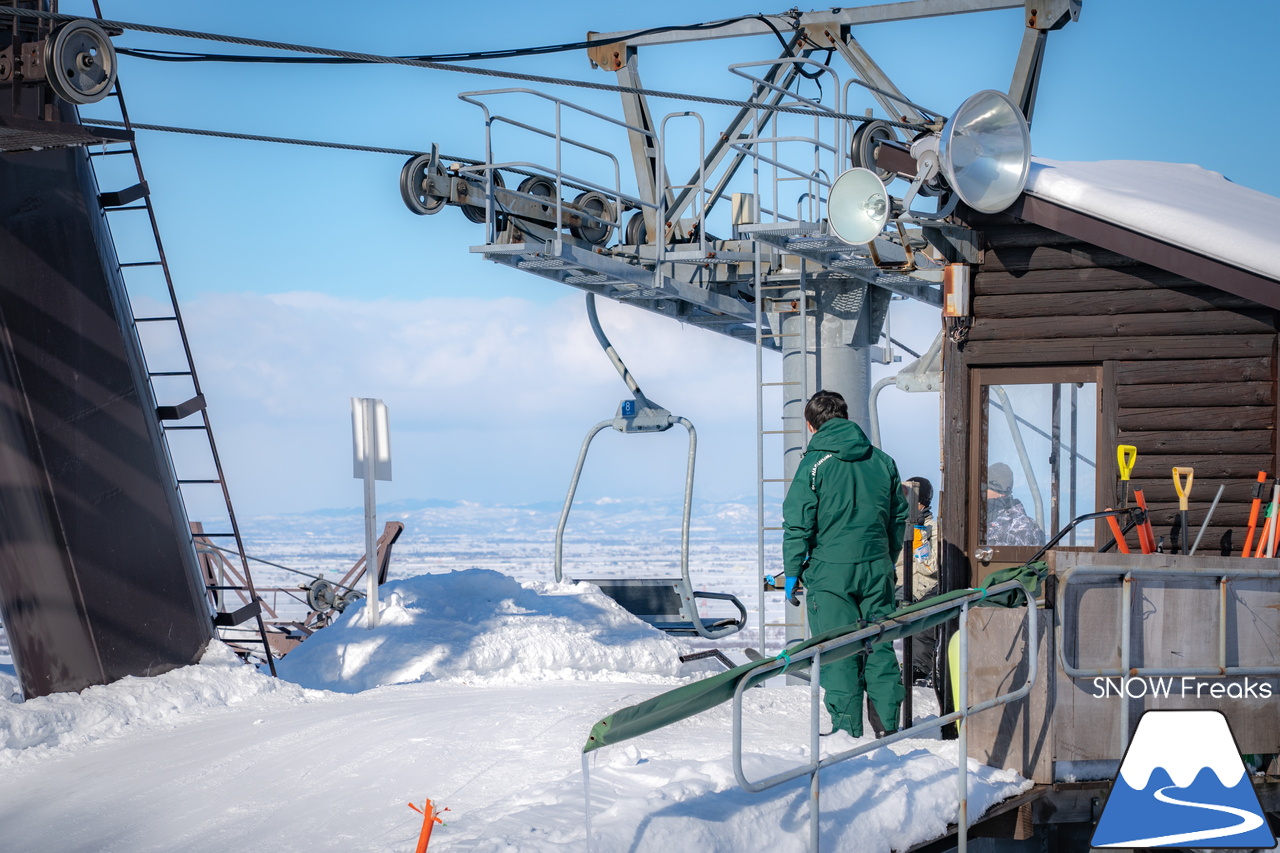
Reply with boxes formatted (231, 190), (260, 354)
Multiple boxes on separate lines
(0, 6), (929, 130)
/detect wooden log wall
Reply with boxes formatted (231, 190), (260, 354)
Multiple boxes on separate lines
(941, 216), (1279, 586)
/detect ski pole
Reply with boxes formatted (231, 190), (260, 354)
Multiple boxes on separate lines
(1241, 472), (1269, 557)
(1173, 467), (1194, 555)
(1189, 484), (1225, 556)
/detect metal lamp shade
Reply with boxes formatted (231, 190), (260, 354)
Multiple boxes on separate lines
(827, 167), (890, 245)
(939, 89), (1031, 214)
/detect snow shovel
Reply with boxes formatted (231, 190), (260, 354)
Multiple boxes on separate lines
(1173, 467), (1194, 555)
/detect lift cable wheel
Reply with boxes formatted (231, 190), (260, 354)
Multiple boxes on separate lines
(44, 19), (117, 105)
(553, 294), (746, 641)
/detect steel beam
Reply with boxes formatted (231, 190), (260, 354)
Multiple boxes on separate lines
(587, 1), (1023, 50)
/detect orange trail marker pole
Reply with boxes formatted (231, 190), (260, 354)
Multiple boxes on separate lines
(1105, 511), (1131, 554)
(407, 799), (448, 853)
(1132, 489), (1157, 554)
(1242, 472), (1268, 557)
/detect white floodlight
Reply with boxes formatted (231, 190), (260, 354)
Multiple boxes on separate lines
(827, 167), (891, 245)
(938, 89), (1031, 214)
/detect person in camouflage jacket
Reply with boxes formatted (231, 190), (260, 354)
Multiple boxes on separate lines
(983, 462), (1044, 547)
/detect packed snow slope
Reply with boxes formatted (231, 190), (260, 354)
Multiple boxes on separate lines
(0, 570), (1028, 852)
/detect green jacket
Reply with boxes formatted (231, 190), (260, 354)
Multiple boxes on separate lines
(782, 418), (910, 576)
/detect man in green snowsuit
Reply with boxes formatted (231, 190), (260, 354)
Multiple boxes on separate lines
(782, 390), (910, 738)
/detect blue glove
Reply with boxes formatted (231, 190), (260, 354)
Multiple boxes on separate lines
(784, 575), (800, 606)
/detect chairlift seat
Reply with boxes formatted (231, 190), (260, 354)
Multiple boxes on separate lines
(574, 576), (746, 639)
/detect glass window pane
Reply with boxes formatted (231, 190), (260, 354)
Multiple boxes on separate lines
(980, 381), (1097, 547)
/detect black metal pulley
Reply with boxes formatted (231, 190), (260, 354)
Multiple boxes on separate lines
(568, 190), (615, 245)
(849, 119), (898, 182)
(400, 148), (448, 215)
(44, 20), (117, 105)
(305, 578), (336, 612)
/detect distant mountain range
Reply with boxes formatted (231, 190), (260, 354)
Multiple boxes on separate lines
(242, 495), (773, 543)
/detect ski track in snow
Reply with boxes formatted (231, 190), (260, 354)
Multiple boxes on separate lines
(0, 571), (1029, 851)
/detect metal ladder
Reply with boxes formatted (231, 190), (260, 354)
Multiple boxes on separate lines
(83, 10), (276, 674)
(752, 261), (811, 655)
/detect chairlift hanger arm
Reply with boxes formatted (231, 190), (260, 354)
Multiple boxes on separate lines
(586, 1), (1024, 51)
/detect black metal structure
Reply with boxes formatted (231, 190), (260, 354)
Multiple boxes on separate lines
(0, 131), (214, 697)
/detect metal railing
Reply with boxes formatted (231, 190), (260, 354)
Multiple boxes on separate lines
(1056, 565), (1280, 751)
(731, 578), (1040, 852)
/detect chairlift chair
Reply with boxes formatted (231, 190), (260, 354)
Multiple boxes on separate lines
(553, 294), (746, 641)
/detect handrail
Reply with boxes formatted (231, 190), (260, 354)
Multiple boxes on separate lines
(730, 578), (1039, 852)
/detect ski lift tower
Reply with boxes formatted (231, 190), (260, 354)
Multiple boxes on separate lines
(400, 0), (1080, 648)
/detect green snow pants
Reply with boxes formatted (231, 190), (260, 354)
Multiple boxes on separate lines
(804, 556), (904, 738)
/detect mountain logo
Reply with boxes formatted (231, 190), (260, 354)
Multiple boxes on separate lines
(1093, 710), (1277, 849)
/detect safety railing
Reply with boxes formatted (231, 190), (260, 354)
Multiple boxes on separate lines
(731, 578), (1039, 853)
(728, 58), (845, 228)
(458, 88), (649, 246)
(1056, 565), (1280, 750)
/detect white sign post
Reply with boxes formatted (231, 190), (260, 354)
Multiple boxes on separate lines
(351, 398), (391, 629)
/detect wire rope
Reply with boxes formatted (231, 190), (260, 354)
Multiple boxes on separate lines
(0, 5), (931, 129)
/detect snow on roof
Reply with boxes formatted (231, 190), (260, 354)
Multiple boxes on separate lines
(1024, 158), (1280, 284)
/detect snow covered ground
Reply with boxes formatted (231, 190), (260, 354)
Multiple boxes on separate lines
(0, 569), (1029, 852)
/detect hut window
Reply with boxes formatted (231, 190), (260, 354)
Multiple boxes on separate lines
(974, 367), (1101, 549)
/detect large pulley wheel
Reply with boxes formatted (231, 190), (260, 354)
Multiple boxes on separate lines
(850, 120), (898, 182)
(400, 152), (447, 215)
(305, 578), (336, 612)
(44, 20), (117, 105)
(624, 211), (648, 245)
(511, 175), (559, 240)
(568, 191), (615, 245)
(461, 169), (504, 224)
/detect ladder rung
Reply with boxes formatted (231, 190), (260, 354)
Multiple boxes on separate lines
(121, 261), (163, 268)
(760, 382), (801, 387)
(763, 526), (784, 531)
(759, 333), (800, 339)
(193, 532), (238, 538)
(164, 424), (209, 431)
(762, 478), (790, 483)
(178, 479), (222, 484)
(134, 316), (178, 322)
(89, 149), (135, 157)
(758, 284), (810, 291)
(149, 371), (193, 377)
(104, 205), (149, 212)
(762, 429), (804, 435)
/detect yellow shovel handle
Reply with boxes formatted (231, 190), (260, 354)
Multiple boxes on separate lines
(1173, 466), (1194, 511)
(1117, 445), (1137, 482)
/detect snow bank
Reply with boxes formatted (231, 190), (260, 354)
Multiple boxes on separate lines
(0, 642), (317, 765)
(274, 569), (702, 692)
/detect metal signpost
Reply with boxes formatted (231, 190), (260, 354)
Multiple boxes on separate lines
(352, 398), (392, 628)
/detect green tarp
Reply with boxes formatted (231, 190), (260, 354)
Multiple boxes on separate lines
(583, 562), (1045, 753)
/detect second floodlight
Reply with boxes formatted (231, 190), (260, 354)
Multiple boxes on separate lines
(938, 89), (1031, 214)
(827, 167), (890, 245)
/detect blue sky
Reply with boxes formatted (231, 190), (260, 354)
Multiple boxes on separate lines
(54, 0), (1280, 517)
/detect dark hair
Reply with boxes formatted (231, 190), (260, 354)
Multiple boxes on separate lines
(804, 390), (848, 432)
(906, 476), (933, 508)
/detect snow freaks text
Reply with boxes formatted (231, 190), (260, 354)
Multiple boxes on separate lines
(1089, 677), (1273, 700)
